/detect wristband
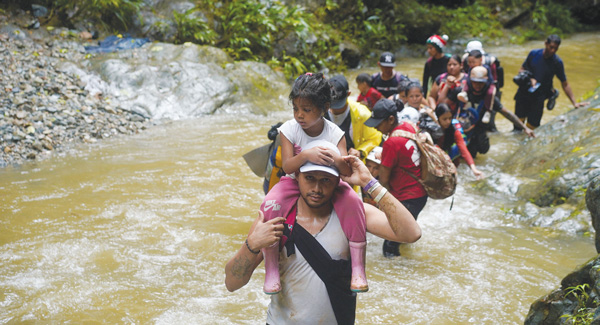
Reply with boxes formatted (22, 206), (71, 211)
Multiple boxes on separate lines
(363, 178), (378, 192)
(367, 182), (381, 196)
(373, 187), (388, 203)
(245, 238), (260, 254)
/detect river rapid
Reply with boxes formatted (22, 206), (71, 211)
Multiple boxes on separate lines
(1, 33), (599, 324)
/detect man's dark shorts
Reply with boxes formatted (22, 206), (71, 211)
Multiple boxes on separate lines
(514, 90), (546, 128)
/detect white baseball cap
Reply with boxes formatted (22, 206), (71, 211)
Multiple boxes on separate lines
(366, 146), (382, 165)
(465, 40), (485, 54)
(299, 140), (340, 177)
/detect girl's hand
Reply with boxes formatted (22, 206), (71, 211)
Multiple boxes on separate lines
(303, 146), (336, 166)
(348, 148), (361, 158)
(470, 165), (484, 180)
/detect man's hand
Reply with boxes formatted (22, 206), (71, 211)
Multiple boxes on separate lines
(524, 127), (536, 138)
(340, 155), (373, 188)
(246, 211), (285, 252)
(530, 78), (537, 87)
(574, 101), (589, 109)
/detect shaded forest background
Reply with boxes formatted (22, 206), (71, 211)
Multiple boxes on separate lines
(2, 0), (599, 78)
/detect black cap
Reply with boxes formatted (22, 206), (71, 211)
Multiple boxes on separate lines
(379, 52), (396, 67)
(364, 98), (397, 127)
(329, 75), (349, 109)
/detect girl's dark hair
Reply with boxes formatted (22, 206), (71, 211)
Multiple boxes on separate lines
(405, 82), (423, 96)
(397, 79), (412, 94)
(355, 73), (372, 87)
(448, 54), (462, 65)
(435, 103), (455, 151)
(289, 73), (331, 113)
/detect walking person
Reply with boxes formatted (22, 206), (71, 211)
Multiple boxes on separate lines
(225, 149), (421, 324)
(364, 99), (428, 257)
(514, 34), (588, 130)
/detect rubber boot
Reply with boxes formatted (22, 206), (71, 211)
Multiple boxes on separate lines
(349, 241), (368, 292)
(262, 243), (281, 294)
(382, 239), (401, 257)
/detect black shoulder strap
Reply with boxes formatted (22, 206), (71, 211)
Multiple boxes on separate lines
(340, 113), (354, 150)
(284, 218), (356, 325)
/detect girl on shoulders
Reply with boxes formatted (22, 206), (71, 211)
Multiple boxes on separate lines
(261, 73), (368, 295)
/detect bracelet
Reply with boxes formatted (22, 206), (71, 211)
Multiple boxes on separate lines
(373, 187), (388, 204)
(245, 238), (260, 254)
(367, 182), (381, 196)
(363, 178), (378, 192)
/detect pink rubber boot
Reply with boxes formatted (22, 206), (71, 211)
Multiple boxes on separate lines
(260, 177), (299, 294)
(349, 241), (368, 292)
(262, 243), (281, 294)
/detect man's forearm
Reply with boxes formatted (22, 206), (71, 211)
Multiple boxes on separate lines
(369, 185), (421, 243)
(225, 245), (261, 292)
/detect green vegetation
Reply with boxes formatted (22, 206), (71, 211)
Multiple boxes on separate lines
(10, 0), (144, 30)
(167, 1), (342, 77)
(561, 283), (598, 325)
(1, 0), (591, 78)
(539, 167), (565, 186)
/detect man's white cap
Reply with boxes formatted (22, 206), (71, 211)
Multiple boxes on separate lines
(366, 146), (382, 165)
(299, 140), (340, 177)
(465, 40), (485, 54)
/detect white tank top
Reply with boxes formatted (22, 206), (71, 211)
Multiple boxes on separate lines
(266, 210), (349, 325)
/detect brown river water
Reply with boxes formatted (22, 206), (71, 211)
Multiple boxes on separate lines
(1, 33), (599, 324)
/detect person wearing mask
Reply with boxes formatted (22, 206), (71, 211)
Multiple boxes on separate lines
(327, 75), (383, 162)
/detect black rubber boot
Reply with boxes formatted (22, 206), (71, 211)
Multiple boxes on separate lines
(382, 240), (401, 257)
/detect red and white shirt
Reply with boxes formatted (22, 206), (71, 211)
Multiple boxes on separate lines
(381, 122), (427, 201)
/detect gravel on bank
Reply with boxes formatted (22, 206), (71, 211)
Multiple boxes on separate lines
(0, 13), (154, 168)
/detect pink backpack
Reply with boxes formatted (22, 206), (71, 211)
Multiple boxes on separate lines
(390, 122), (457, 199)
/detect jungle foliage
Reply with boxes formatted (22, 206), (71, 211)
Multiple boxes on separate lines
(3, 0), (590, 79)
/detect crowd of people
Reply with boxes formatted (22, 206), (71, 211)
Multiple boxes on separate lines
(226, 33), (588, 324)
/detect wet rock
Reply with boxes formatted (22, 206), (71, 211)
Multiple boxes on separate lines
(498, 87), (600, 235)
(587, 177), (600, 253)
(525, 255), (600, 324)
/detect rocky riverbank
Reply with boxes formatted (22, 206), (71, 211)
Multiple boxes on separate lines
(0, 14), (154, 167)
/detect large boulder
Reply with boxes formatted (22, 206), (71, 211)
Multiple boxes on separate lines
(588, 177), (600, 253)
(73, 42), (288, 119)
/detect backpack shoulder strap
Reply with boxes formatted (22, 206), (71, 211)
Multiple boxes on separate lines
(372, 72), (381, 82)
(390, 129), (416, 141)
(395, 73), (408, 83)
